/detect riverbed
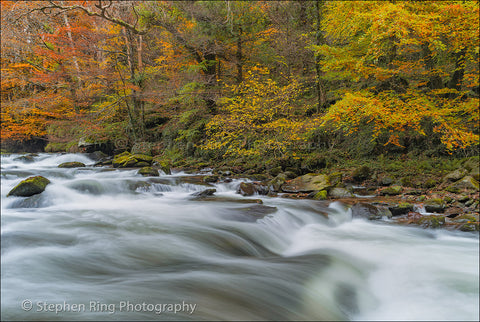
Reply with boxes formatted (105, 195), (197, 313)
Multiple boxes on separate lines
(1, 153), (479, 320)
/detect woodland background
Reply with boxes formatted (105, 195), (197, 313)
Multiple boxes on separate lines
(1, 1), (478, 169)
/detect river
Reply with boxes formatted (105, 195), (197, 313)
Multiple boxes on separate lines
(1, 153), (479, 321)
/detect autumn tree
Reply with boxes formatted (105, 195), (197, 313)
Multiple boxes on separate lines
(312, 1), (479, 154)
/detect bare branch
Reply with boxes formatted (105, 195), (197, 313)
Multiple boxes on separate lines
(29, 1), (150, 35)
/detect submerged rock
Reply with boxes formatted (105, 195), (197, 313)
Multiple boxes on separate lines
(13, 155), (35, 163)
(8, 194), (50, 208)
(7, 176), (51, 197)
(58, 161), (86, 168)
(152, 157), (172, 175)
(67, 180), (105, 195)
(226, 205), (277, 222)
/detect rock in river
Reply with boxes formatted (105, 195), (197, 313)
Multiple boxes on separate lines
(58, 161), (86, 168)
(138, 167), (159, 177)
(7, 176), (51, 197)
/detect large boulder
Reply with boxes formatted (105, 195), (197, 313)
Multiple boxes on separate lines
(281, 174), (331, 193)
(58, 161), (86, 168)
(7, 176), (51, 197)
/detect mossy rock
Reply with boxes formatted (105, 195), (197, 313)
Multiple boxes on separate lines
(416, 215), (446, 229)
(452, 214), (479, 223)
(328, 172), (343, 186)
(446, 176), (479, 193)
(424, 198), (445, 213)
(312, 190), (328, 200)
(380, 185), (403, 196)
(58, 161), (86, 168)
(281, 173), (331, 193)
(132, 154), (153, 163)
(268, 174), (287, 192)
(203, 175), (219, 183)
(45, 142), (68, 152)
(7, 176), (51, 197)
(113, 152), (153, 168)
(152, 156), (172, 175)
(459, 223), (480, 231)
(388, 202), (413, 216)
(138, 167), (159, 177)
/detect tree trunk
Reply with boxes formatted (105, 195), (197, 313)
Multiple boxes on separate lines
(447, 47), (466, 91)
(236, 26), (243, 84)
(315, 0), (326, 113)
(422, 43), (443, 90)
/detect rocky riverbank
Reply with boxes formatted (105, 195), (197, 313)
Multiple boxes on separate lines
(93, 151), (480, 232)
(7, 151), (480, 232)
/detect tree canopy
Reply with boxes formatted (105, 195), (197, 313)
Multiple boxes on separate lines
(1, 1), (478, 158)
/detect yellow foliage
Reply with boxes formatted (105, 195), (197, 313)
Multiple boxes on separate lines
(202, 66), (308, 157)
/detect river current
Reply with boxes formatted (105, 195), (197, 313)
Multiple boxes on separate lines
(1, 153), (478, 320)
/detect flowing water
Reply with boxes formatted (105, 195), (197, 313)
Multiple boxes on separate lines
(1, 153), (479, 321)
